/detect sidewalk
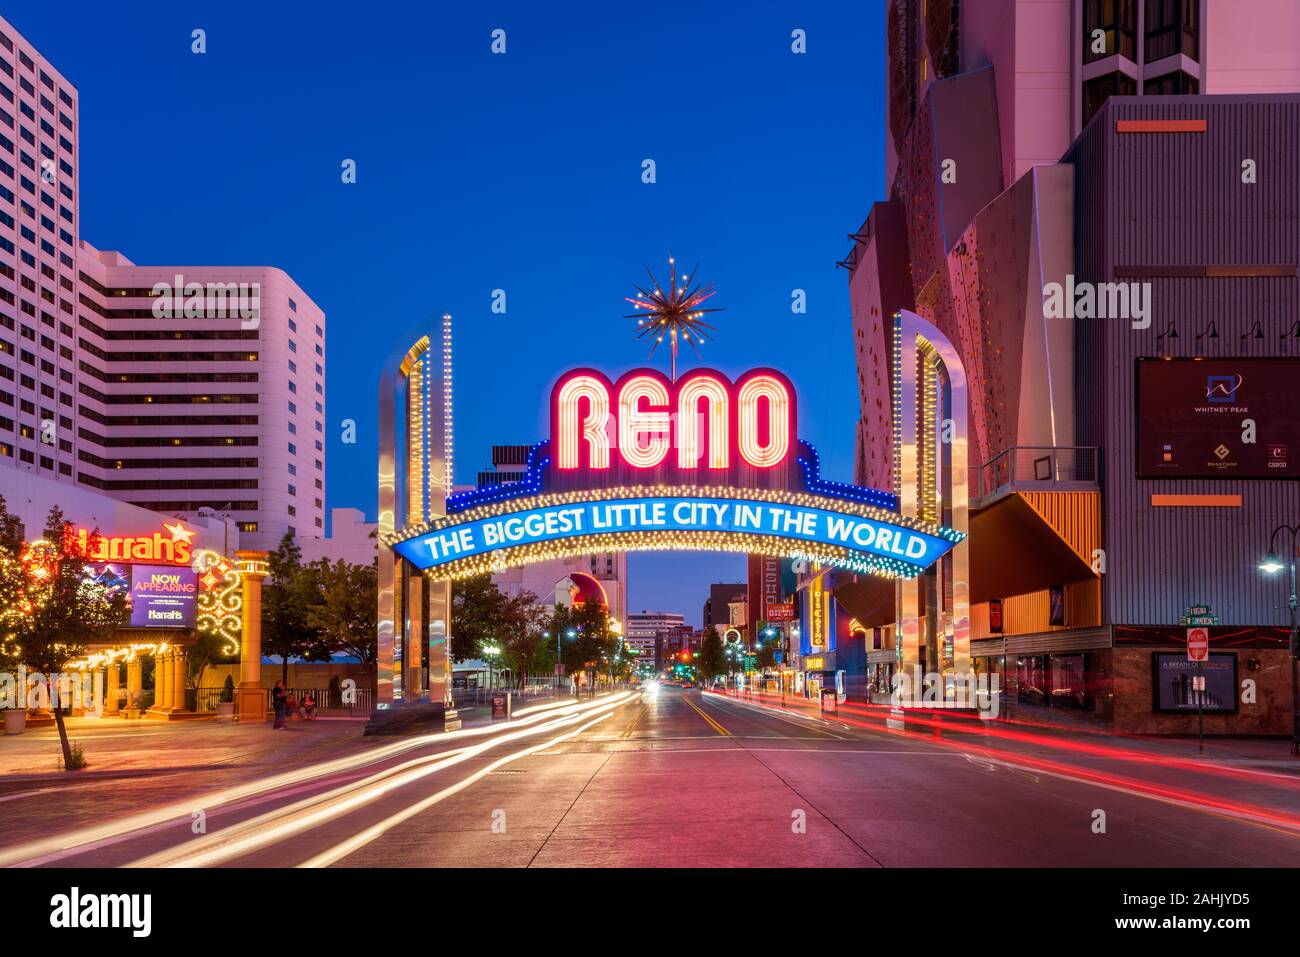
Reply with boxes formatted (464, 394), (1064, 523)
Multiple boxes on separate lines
(0, 713), (371, 784)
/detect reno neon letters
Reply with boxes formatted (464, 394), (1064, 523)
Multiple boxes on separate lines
(552, 368), (794, 471)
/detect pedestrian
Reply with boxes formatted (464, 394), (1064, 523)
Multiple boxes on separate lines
(272, 680), (288, 730)
(298, 692), (318, 721)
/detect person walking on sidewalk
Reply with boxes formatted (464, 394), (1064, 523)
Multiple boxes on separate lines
(272, 680), (288, 730)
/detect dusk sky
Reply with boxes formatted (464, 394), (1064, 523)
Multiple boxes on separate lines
(10, 1), (887, 626)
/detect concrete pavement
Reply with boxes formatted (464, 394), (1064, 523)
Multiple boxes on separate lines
(2, 687), (1298, 867)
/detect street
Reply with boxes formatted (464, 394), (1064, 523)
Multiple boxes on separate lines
(2, 687), (1298, 868)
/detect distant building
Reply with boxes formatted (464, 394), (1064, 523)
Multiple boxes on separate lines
(626, 610), (686, 670)
(0, 15), (327, 552)
(702, 582), (746, 633)
(298, 507), (377, 566)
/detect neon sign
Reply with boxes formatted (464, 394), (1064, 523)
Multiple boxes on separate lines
(387, 365), (964, 582)
(66, 521), (195, 566)
(552, 368), (794, 474)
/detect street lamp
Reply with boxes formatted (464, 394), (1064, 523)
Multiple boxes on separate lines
(482, 642), (501, 692)
(1260, 523), (1300, 757)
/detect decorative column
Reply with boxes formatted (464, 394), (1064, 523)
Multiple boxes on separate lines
(376, 318), (457, 725)
(154, 649), (173, 712)
(172, 647), (188, 713)
(126, 657), (143, 717)
(104, 662), (120, 717)
(235, 551), (270, 722)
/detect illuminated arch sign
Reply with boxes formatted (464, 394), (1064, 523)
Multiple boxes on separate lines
(386, 367), (963, 580)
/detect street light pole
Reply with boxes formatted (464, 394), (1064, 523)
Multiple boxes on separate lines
(1260, 523), (1300, 757)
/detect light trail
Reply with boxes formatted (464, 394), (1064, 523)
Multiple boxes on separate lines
(127, 692), (634, 868)
(0, 691), (634, 868)
(705, 690), (1300, 834)
(299, 704), (624, 867)
(708, 688), (1300, 788)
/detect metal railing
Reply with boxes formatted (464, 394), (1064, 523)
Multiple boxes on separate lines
(192, 685), (376, 714)
(451, 684), (558, 710)
(970, 446), (1098, 501)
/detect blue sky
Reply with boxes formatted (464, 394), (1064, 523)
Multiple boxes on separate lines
(11, 1), (887, 626)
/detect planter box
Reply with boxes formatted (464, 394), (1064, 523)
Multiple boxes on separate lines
(215, 701), (235, 724)
(3, 710), (26, 735)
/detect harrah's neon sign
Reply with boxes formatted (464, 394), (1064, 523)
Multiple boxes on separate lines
(65, 521), (195, 566)
(551, 367), (795, 476)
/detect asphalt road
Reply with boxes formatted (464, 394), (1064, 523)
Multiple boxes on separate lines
(3, 687), (1299, 867)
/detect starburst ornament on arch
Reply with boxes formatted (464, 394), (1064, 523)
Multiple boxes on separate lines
(624, 255), (724, 380)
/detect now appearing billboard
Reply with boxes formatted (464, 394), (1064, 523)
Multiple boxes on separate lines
(1136, 358), (1300, 479)
(129, 565), (198, 628)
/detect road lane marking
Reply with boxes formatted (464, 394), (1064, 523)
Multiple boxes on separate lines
(683, 696), (730, 736)
(704, 691), (846, 739)
(619, 704), (645, 740)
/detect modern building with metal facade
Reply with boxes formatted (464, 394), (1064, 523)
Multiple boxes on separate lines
(840, 1), (1300, 733)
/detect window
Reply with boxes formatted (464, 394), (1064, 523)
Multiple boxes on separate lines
(1084, 0), (1136, 62)
(1082, 71), (1136, 126)
(1146, 0), (1199, 63)
(1144, 71), (1198, 95)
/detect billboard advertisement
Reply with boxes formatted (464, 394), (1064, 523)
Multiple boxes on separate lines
(1136, 358), (1299, 479)
(1151, 653), (1238, 714)
(130, 564), (198, 628)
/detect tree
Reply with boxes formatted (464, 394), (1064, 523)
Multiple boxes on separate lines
(261, 532), (330, 684)
(495, 590), (551, 690)
(450, 574), (507, 664)
(550, 600), (615, 690)
(19, 507), (125, 769)
(305, 558), (378, 690)
(187, 628), (238, 692)
(0, 495), (27, 673)
(696, 628), (726, 680)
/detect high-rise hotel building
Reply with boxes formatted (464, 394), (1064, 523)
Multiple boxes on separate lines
(0, 14), (324, 551)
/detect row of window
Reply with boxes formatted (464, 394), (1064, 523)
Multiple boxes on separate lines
(1083, 0), (1200, 65)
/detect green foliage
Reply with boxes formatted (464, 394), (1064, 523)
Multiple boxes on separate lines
(550, 600), (616, 685)
(0, 495), (27, 672)
(220, 674), (235, 703)
(696, 629), (726, 679)
(188, 627), (238, 690)
(57, 740), (87, 771)
(450, 574), (506, 664)
(305, 558), (378, 669)
(262, 532), (331, 681)
(495, 590), (552, 689)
